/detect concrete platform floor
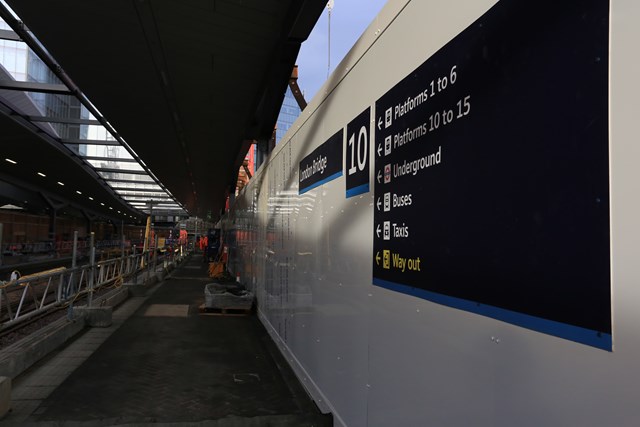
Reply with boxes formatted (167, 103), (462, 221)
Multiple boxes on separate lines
(3, 255), (331, 426)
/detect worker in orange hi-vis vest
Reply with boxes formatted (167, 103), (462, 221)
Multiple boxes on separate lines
(201, 235), (209, 262)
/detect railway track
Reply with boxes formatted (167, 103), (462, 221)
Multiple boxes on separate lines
(0, 306), (67, 346)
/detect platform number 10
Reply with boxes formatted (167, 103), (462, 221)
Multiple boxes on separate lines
(348, 125), (368, 175)
(345, 107), (370, 198)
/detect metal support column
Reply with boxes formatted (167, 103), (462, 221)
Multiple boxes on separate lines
(121, 220), (125, 258)
(48, 209), (57, 243)
(71, 230), (78, 294)
(0, 223), (3, 267)
(88, 232), (95, 306)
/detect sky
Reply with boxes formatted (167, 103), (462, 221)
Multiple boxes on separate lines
(296, 0), (388, 102)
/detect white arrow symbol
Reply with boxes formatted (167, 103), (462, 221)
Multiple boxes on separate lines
(376, 224), (381, 238)
(377, 116), (383, 130)
(376, 197), (381, 211)
(377, 143), (382, 157)
(375, 251), (381, 265)
(377, 170), (382, 184)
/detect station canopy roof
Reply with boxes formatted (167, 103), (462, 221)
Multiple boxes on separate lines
(0, 0), (326, 221)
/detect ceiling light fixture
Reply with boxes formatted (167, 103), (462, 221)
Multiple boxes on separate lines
(76, 190), (82, 195)
(37, 172), (46, 177)
(5, 158), (17, 164)
(57, 181), (64, 186)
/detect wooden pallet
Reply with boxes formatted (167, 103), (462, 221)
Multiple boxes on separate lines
(198, 303), (252, 317)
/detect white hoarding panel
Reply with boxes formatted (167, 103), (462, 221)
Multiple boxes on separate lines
(227, 0), (640, 425)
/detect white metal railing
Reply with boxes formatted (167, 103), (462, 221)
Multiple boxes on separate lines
(0, 246), (188, 329)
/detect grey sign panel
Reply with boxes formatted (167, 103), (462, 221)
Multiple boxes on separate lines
(299, 129), (343, 194)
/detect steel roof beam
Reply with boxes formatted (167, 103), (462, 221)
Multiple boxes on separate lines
(62, 138), (120, 146)
(83, 156), (137, 163)
(29, 116), (101, 125)
(0, 80), (70, 94)
(104, 178), (157, 184)
(94, 167), (148, 175)
(0, 29), (19, 41)
(123, 197), (173, 202)
(111, 187), (166, 193)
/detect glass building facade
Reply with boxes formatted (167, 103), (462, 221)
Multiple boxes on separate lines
(0, 20), (26, 80)
(275, 86), (301, 144)
(0, 19), (88, 153)
(27, 53), (89, 150)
